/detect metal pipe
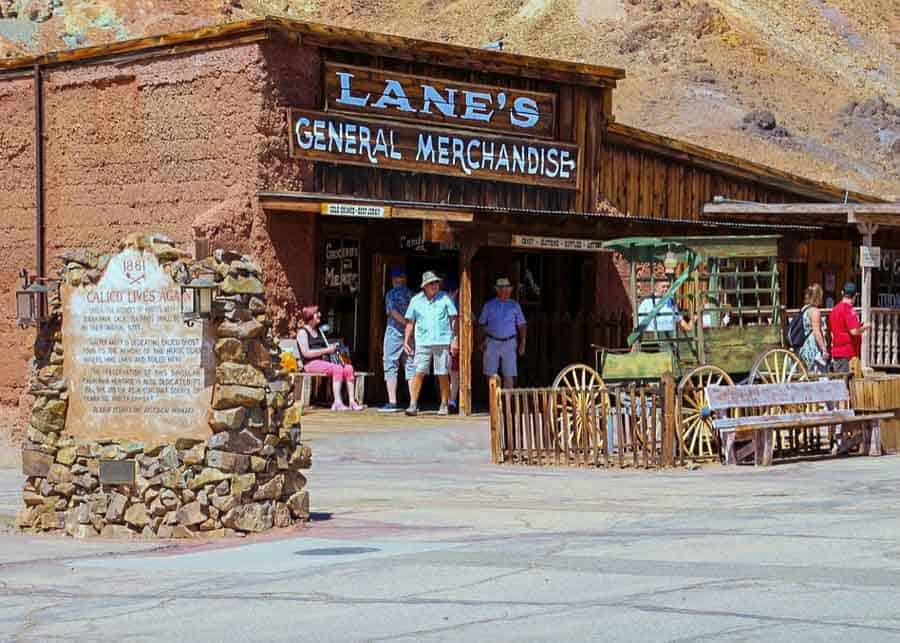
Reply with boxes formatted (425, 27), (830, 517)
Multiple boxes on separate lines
(34, 63), (45, 279)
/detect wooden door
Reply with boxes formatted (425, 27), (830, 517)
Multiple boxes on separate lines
(369, 253), (406, 402)
(807, 240), (853, 308)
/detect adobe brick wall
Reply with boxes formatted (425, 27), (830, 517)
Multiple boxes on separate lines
(0, 41), (322, 442)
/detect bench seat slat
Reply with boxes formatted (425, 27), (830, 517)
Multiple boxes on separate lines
(714, 411), (894, 433)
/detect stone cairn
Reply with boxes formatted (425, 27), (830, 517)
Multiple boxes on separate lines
(17, 234), (311, 539)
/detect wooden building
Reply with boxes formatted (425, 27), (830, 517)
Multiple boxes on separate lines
(1, 17), (893, 415)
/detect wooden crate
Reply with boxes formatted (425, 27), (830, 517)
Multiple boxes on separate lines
(850, 375), (900, 454)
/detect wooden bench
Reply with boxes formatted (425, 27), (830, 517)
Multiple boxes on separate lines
(277, 338), (371, 410)
(706, 379), (893, 466)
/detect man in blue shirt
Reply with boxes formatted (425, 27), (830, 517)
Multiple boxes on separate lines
(404, 271), (458, 416)
(637, 279), (691, 334)
(478, 277), (527, 389)
(380, 267), (414, 413)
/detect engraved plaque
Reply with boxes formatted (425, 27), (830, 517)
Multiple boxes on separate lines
(99, 459), (136, 486)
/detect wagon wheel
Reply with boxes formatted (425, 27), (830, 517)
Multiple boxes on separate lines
(749, 348), (811, 453)
(677, 365), (734, 460)
(552, 364), (607, 452)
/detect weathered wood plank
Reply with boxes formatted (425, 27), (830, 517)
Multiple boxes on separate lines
(707, 380), (849, 411)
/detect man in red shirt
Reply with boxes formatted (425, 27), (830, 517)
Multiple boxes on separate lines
(829, 282), (870, 373)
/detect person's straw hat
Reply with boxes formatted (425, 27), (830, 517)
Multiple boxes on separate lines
(420, 271), (441, 288)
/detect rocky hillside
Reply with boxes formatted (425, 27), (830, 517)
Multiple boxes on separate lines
(1, 0), (898, 198)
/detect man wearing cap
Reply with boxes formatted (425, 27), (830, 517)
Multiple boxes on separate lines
(403, 270), (458, 416)
(829, 281), (871, 373)
(379, 267), (415, 413)
(479, 277), (527, 389)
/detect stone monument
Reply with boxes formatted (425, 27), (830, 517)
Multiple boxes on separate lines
(17, 234), (310, 539)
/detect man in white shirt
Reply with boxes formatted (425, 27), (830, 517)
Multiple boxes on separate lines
(637, 280), (691, 334)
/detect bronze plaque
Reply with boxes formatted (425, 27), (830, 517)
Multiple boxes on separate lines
(99, 459), (136, 486)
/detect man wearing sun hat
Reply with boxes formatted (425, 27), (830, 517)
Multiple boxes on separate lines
(379, 266), (415, 413)
(403, 270), (458, 416)
(478, 276), (527, 389)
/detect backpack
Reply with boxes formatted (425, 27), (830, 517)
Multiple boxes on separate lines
(787, 305), (811, 350)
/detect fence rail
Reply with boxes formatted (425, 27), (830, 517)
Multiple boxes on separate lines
(488, 376), (679, 469)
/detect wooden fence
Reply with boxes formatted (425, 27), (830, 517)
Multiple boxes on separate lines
(488, 375), (680, 468)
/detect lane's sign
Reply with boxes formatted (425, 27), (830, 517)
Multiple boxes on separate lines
(288, 108), (580, 190)
(321, 203), (390, 218)
(511, 235), (606, 252)
(324, 63), (557, 139)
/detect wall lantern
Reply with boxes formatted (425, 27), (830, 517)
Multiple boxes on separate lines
(663, 249), (679, 276)
(16, 269), (51, 328)
(180, 274), (219, 326)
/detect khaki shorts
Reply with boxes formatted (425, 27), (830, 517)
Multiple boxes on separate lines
(414, 345), (451, 376)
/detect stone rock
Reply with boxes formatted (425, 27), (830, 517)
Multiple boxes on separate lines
(74, 503), (92, 525)
(159, 445), (180, 470)
(198, 518), (221, 531)
(48, 463), (73, 485)
(32, 399), (67, 433)
(181, 444), (206, 466)
(23, 491), (50, 506)
(287, 491), (310, 520)
(248, 297), (266, 313)
(252, 474), (284, 501)
(273, 502), (292, 528)
(204, 528), (238, 539)
(157, 525), (174, 538)
(141, 526), (155, 538)
(209, 429), (263, 455)
(175, 501), (207, 526)
(73, 474), (98, 491)
(189, 467), (232, 490)
(214, 479), (231, 496)
(163, 511), (178, 526)
(98, 444), (125, 460)
(212, 384), (266, 409)
(54, 482), (75, 497)
(207, 505), (219, 520)
(161, 468), (189, 490)
(197, 490), (210, 506)
(215, 337), (245, 362)
(283, 471), (307, 496)
(56, 446), (77, 465)
(217, 318), (266, 340)
(124, 503), (151, 528)
(22, 449), (54, 477)
(39, 479), (53, 496)
(244, 340), (272, 370)
(175, 437), (203, 450)
(222, 502), (273, 532)
(71, 524), (99, 539)
(172, 525), (197, 539)
(250, 456), (267, 473)
(37, 510), (65, 531)
(59, 248), (99, 268)
(231, 473), (256, 498)
(207, 407), (247, 433)
(118, 441), (145, 456)
(182, 489), (196, 503)
(289, 446), (312, 469)
(144, 487), (160, 503)
(217, 362), (267, 388)
(101, 524), (136, 538)
(149, 497), (167, 517)
(160, 489), (180, 509)
(247, 406), (266, 430)
(205, 450), (250, 473)
(211, 494), (238, 514)
(105, 492), (127, 522)
(282, 404), (302, 428)
(220, 275), (264, 295)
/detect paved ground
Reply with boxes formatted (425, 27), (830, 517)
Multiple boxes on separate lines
(2, 411), (900, 642)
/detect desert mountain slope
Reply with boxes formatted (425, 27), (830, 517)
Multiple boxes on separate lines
(1, 0), (897, 198)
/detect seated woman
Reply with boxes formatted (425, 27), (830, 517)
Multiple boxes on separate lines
(297, 306), (364, 411)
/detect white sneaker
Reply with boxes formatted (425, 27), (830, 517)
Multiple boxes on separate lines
(437, 404), (449, 416)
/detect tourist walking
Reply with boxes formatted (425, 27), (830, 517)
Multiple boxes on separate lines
(403, 271), (458, 416)
(829, 282), (870, 373)
(478, 277), (527, 389)
(797, 283), (829, 373)
(379, 267), (415, 413)
(297, 305), (364, 411)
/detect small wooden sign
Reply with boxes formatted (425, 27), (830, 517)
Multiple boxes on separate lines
(860, 245), (881, 269)
(289, 109), (580, 190)
(321, 202), (390, 218)
(511, 235), (605, 252)
(324, 63), (557, 139)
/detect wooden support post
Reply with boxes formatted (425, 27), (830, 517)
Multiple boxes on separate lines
(858, 220), (879, 374)
(488, 375), (501, 463)
(661, 372), (676, 467)
(459, 238), (479, 416)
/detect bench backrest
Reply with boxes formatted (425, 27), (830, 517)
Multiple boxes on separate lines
(706, 379), (849, 412)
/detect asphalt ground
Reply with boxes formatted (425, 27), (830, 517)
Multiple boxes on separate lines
(1, 411), (900, 642)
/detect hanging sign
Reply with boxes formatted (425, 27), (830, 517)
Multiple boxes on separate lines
(324, 63), (557, 139)
(321, 203), (390, 218)
(511, 235), (606, 252)
(289, 109), (580, 190)
(860, 245), (881, 268)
